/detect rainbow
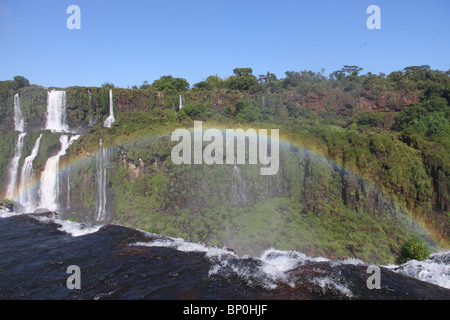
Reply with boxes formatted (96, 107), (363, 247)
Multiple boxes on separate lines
(3, 121), (445, 249)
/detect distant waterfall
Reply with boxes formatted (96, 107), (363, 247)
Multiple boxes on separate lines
(38, 135), (79, 212)
(18, 134), (43, 213)
(6, 94), (26, 200)
(231, 164), (247, 206)
(46, 90), (69, 133)
(96, 139), (108, 221)
(179, 94), (184, 110)
(5, 133), (27, 200)
(66, 166), (72, 210)
(103, 90), (115, 128)
(14, 94), (24, 132)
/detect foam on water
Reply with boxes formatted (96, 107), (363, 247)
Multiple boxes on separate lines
(385, 251), (450, 289)
(134, 238), (236, 260)
(31, 215), (102, 237)
(134, 238), (334, 291)
(0, 210), (22, 218)
(312, 276), (354, 298)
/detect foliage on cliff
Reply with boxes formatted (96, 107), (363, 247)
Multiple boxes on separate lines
(0, 65), (448, 264)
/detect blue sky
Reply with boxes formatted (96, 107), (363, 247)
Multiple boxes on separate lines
(0, 0), (449, 88)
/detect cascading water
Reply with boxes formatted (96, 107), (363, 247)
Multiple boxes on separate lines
(103, 90), (115, 128)
(96, 139), (108, 221)
(5, 133), (27, 200)
(5, 95), (27, 200)
(14, 93), (24, 132)
(46, 90), (69, 133)
(66, 166), (72, 210)
(18, 134), (43, 213)
(179, 94), (184, 110)
(231, 164), (247, 206)
(38, 135), (80, 212)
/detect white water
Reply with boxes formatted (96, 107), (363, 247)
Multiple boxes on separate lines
(32, 215), (101, 237)
(103, 90), (115, 128)
(66, 166), (72, 210)
(18, 134), (43, 213)
(46, 90), (69, 133)
(179, 94), (183, 110)
(14, 93), (24, 132)
(385, 251), (450, 289)
(5, 133), (27, 200)
(133, 238), (335, 292)
(96, 139), (108, 221)
(231, 164), (247, 205)
(134, 235), (450, 293)
(38, 135), (80, 212)
(5, 94), (26, 201)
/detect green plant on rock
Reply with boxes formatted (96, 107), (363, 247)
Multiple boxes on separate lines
(0, 199), (15, 211)
(397, 238), (430, 264)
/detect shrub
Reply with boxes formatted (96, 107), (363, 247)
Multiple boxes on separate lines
(398, 238), (430, 264)
(0, 199), (15, 211)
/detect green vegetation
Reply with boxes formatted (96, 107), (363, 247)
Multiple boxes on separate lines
(152, 75), (189, 93)
(0, 65), (448, 264)
(398, 238), (431, 264)
(0, 199), (15, 211)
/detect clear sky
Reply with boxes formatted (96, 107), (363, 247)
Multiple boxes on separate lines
(0, 0), (449, 88)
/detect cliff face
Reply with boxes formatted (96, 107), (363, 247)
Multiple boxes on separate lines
(57, 133), (440, 263)
(0, 85), (419, 135)
(0, 84), (447, 263)
(286, 89), (419, 115)
(65, 87), (151, 132)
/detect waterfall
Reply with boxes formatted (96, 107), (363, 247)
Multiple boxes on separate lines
(66, 166), (72, 210)
(14, 94), (24, 132)
(6, 95), (27, 200)
(96, 139), (108, 221)
(46, 90), (69, 133)
(38, 135), (79, 212)
(231, 164), (247, 206)
(88, 90), (94, 127)
(5, 133), (27, 200)
(179, 94), (183, 110)
(104, 90), (115, 128)
(18, 134), (43, 213)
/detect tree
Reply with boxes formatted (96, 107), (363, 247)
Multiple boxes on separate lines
(330, 66), (363, 82)
(140, 80), (151, 89)
(403, 65), (431, 81)
(258, 72), (277, 86)
(353, 111), (383, 127)
(233, 68), (253, 77)
(205, 74), (225, 88)
(234, 99), (261, 122)
(341, 65), (363, 78)
(101, 82), (115, 89)
(194, 74), (225, 90)
(392, 96), (450, 139)
(152, 75), (189, 92)
(226, 68), (259, 92)
(330, 70), (345, 81)
(179, 104), (208, 120)
(283, 71), (302, 88)
(193, 80), (210, 90)
(13, 76), (30, 88)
